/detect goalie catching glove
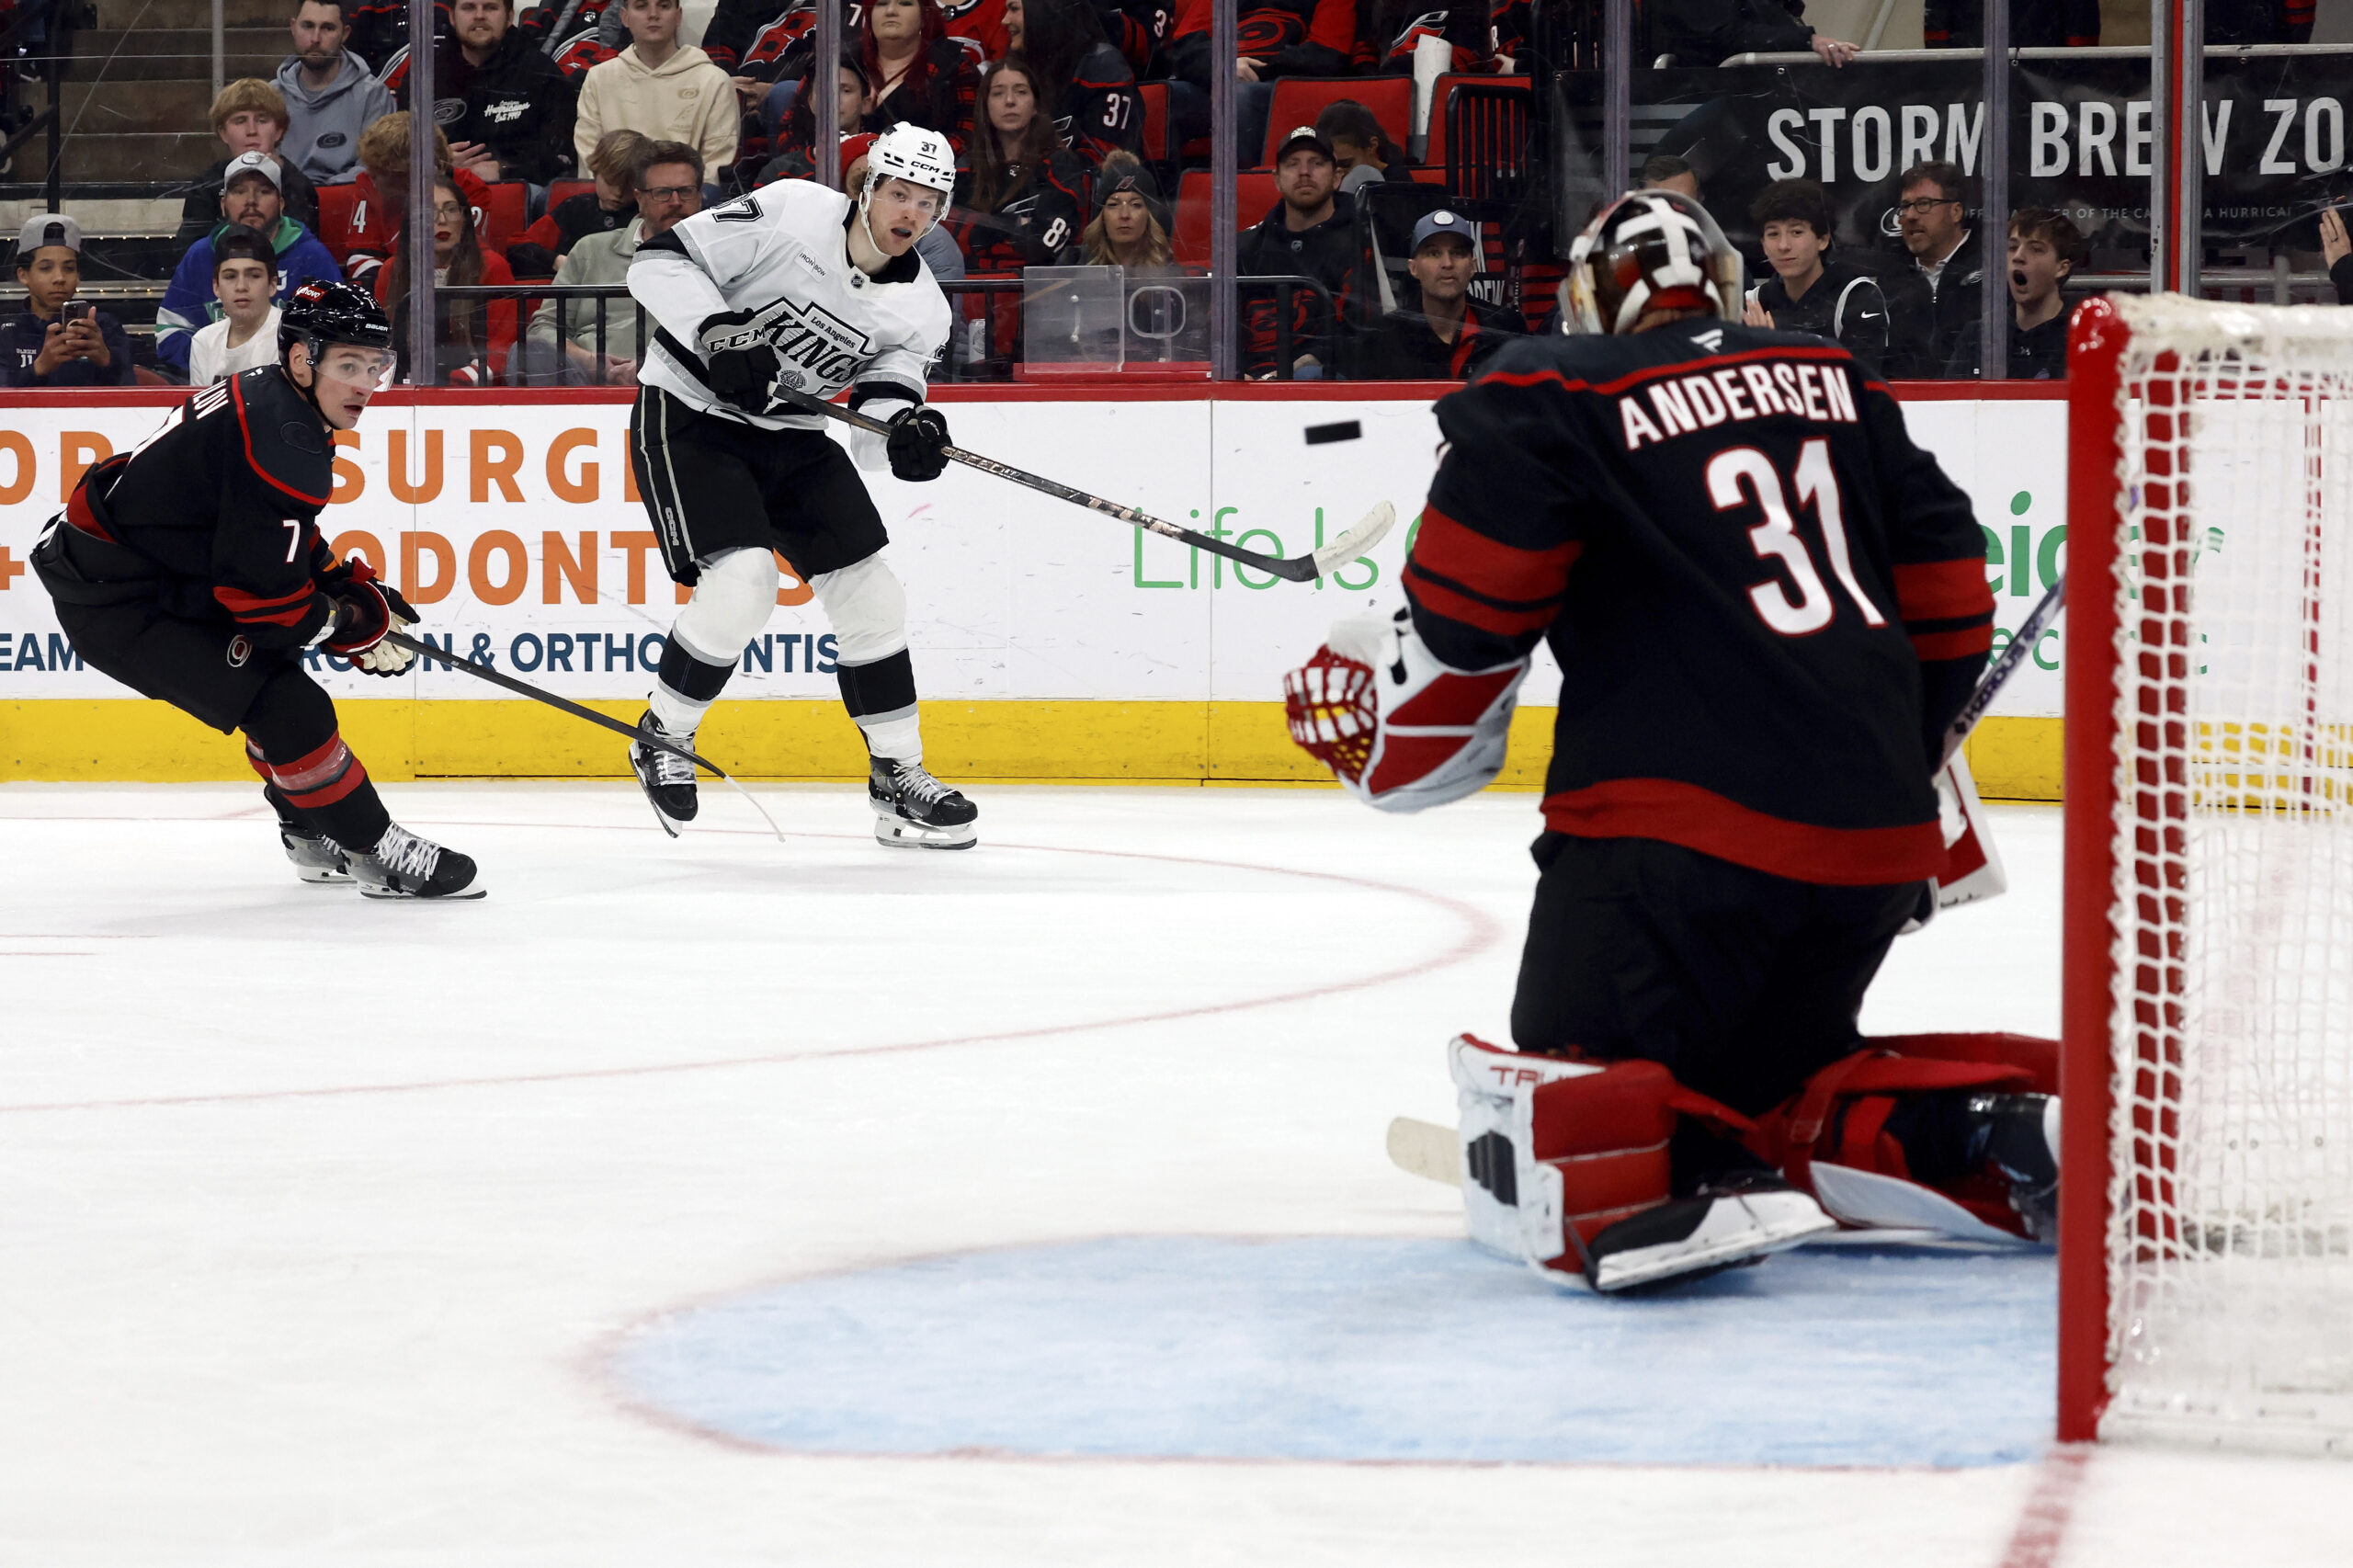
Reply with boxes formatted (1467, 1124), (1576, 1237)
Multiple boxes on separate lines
(317, 553), (417, 676)
(1283, 607), (1529, 811)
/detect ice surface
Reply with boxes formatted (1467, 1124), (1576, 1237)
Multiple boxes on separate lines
(3, 785), (2350, 1565)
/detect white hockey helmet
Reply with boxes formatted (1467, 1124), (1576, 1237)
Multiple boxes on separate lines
(864, 123), (956, 205)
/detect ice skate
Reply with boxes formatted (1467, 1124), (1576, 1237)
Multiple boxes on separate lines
(1581, 1172), (1835, 1293)
(1966, 1092), (2060, 1242)
(347, 824), (484, 900)
(870, 756), (977, 849)
(630, 710), (699, 837)
(278, 825), (350, 884)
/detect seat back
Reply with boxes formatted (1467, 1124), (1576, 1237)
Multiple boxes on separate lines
(1262, 76), (1415, 166)
(1172, 168), (1283, 267)
(477, 182), (529, 254)
(1422, 74), (1529, 170)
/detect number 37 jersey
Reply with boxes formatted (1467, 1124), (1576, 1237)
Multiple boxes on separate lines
(630, 179), (951, 432)
(1408, 320), (1995, 887)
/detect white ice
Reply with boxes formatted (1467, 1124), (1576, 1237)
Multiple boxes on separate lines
(3, 785), (2349, 1565)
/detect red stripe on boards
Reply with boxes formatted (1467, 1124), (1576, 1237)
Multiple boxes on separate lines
(1540, 778), (1946, 885)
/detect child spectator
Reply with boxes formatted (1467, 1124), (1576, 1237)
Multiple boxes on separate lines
(523, 139), (699, 382)
(1236, 125), (1355, 378)
(506, 127), (645, 278)
(1317, 99), (1412, 199)
(1082, 151), (1173, 269)
(178, 79), (322, 244)
(1006, 0), (1142, 165)
(400, 0), (579, 187)
(863, 0), (979, 155)
(1739, 176), (1891, 376)
(187, 231), (286, 384)
(277, 0), (397, 184)
(1352, 209), (1517, 380)
(155, 151), (346, 376)
(950, 55), (1086, 273)
(329, 112), (495, 284)
(758, 50), (870, 186)
(1944, 207), (2083, 380)
(573, 0), (738, 183)
(376, 172), (519, 383)
(2, 215), (133, 387)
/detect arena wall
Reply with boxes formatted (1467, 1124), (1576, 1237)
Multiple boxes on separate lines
(0, 382), (2069, 799)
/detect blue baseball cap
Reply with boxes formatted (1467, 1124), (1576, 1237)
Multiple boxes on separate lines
(1411, 210), (1477, 255)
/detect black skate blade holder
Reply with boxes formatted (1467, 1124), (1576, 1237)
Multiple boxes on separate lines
(385, 632), (788, 843)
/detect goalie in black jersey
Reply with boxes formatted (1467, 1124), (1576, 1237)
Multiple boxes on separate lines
(30, 280), (482, 898)
(1286, 191), (2057, 1292)
(622, 122), (979, 850)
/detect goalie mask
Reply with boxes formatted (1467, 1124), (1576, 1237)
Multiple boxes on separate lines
(858, 123), (956, 251)
(1560, 188), (1743, 336)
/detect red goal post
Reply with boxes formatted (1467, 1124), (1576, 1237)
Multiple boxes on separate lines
(2062, 293), (2353, 1456)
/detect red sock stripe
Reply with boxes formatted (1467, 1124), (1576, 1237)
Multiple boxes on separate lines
(1893, 557), (1995, 623)
(283, 756), (369, 810)
(244, 740), (271, 782)
(264, 733), (354, 796)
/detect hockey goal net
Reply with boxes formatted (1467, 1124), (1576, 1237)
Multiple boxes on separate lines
(2063, 293), (2353, 1455)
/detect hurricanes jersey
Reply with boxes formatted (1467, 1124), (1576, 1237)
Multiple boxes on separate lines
(1408, 319), (1995, 888)
(629, 178), (949, 433)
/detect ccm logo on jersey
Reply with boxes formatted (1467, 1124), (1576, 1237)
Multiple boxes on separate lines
(1618, 359), (1859, 451)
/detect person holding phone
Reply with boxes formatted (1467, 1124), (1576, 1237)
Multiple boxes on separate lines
(4, 215), (134, 387)
(2321, 205), (2353, 303)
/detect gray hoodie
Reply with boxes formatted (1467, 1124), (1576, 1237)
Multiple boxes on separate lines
(274, 50), (395, 186)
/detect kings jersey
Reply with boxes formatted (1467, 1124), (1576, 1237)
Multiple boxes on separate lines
(1409, 319), (1995, 887)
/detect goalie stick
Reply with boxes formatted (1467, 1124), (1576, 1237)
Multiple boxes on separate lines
(383, 631), (787, 842)
(767, 383), (1398, 583)
(1940, 572), (2063, 767)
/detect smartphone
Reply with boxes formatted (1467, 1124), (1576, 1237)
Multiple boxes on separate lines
(59, 301), (91, 326)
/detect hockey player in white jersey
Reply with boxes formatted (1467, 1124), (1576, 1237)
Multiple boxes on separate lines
(623, 123), (979, 849)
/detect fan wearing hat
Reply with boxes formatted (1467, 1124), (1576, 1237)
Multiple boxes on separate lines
(1354, 209), (1519, 381)
(188, 229), (285, 385)
(154, 150), (343, 378)
(1082, 151), (1174, 269)
(2, 215), (133, 387)
(1235, 125), (1356, 378)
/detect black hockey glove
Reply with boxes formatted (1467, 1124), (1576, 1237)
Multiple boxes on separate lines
(885, 405), (952, 483)
(698, 312), (781, 416)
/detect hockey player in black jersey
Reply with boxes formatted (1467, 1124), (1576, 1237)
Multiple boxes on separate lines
(623, 121), (979, 849)
(1286, 190), (2056, 1291)
(31, 280), (483, 899)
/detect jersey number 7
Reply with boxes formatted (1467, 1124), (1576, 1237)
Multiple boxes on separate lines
(1707, 438), (1887, 637)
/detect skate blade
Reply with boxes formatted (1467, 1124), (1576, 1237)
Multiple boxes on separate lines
(292, 868), (353, 885)
(873, 817), (978, 850)
(358, 883), (490, 901)
(1588, 1199), (1836, 1293)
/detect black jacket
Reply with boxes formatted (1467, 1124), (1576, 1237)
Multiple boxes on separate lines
(0, 305), (135, 387)
(1753, 255), (1891, 376)
(1883, 228), (1984, 379)
(176, 155), (322, 246)
(404, 28), (580, 184)
(1942, 303), (2073, 380)
(1354, 293), (1520, 381)
(1645, 0), (1813, 63)
(1412, 319), (1993, 885)
(1238, 191), (1357, 375)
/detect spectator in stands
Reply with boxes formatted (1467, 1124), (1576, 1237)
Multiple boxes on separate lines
(1923, 0), (2098, 47)
(278, 0), (397, 185)
(186, 230), (286, 385)
(1167, 0), (1355, 85)
(574, 0), (739, 187)
(1643, 0), (1859, 67)
(333, 112), (494, 286)
(1371, 0), (1529, 74)
(2322, 204), (2353, 303)
(1238, 125), (1356, 379)
(1739, 176), (1890, 374)
(1893, 158), (1982, 378)
(2204, 0), (2312, 43)
(950, 56), (1087, 273)
(1082, 151), (1173, 269)
(1317, 100), (1412, 199)
(758, 50), (871, 186)
(507, 127), (645, 278)
(1007, 0), (1144, 165)
(178, 80), (322, 244)
(1943, 207), (2082, 380)
(1641, 153), (1701, 201)
(863, 0), (980, 153)
(524, 138), (699, 383)
(378, 171), (519, 383)
(3, 215), (133, 388)
(400, 0), (579, 190)
(1353, 209), (1517, 381)
(155, 152), (345, 376)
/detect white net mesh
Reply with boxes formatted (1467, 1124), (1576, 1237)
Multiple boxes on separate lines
(2103, 295), (2353, 1454)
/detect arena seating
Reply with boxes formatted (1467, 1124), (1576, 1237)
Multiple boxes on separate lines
(1173, 168), (1283, 267)
(1260, 77), (1414, 166)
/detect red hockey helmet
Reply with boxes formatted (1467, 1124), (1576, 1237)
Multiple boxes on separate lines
(1561, 188), (1743, 336)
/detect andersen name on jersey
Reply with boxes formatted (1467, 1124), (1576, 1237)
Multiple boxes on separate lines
(629, 180), (950, 432)
(1406, 320), (1995, 889)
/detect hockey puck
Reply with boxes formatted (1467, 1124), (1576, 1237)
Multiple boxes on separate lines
(1302, 420), (1362, 445)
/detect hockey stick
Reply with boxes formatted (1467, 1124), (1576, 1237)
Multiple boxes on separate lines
(383, 631), (787, 843)
(765, 383), (1398, 583)
(1938, 572), (2064, 768)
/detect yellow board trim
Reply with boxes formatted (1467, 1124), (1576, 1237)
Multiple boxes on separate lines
(0, 700), (2066, 801)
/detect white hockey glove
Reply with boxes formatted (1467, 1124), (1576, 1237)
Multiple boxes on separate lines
(1901, 752), (2007, 933)
(1282, 608), (1529, 812)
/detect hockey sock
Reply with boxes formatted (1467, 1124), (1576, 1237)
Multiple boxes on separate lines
(838, 647), (921, 764)
(650, 633), (734, 736)
(241, 670), (390, 851)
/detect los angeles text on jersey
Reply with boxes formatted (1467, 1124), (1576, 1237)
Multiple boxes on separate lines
(1613, 352), (1861, 452)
